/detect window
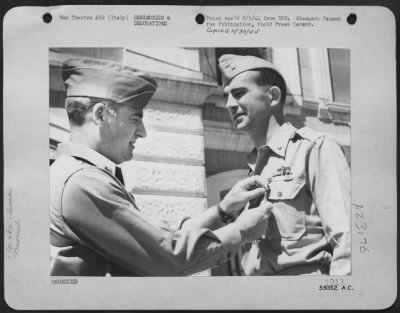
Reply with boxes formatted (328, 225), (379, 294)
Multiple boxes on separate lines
(328, 49), (350, 104)
(298, 48), (316, 100)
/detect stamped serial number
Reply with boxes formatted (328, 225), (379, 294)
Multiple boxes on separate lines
(318, 279), (353, 291)
(319, 284), (338, 291)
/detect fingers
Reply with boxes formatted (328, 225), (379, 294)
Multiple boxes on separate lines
(242, 175), (269, 191)
(253, 200), (273, 216)
(245, 187), (266, 201)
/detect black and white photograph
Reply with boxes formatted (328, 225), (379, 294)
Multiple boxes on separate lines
(49, 47), (351, 277)
(3, 5), (397, 310)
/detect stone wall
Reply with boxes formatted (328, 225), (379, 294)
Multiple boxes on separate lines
(121, 100), (208, 227)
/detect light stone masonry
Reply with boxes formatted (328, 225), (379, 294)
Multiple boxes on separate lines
(133, 194), (208, 227)
(122, 99), (209, 259)
(144, 100), (203, 133)
(133, 129), (204, 165)
(122, 161), (206, 197)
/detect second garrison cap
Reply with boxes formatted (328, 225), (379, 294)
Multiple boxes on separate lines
(218, 54), (283, 86)
(62, 58), (158, 108)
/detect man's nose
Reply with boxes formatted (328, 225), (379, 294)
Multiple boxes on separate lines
(226, 95), (240, 115)
(136, 121), (147, 138)
(226, 94), (239, 112)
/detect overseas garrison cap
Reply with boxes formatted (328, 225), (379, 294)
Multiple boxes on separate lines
(62, 58), (157, 108)
(218, 54), (283, 86)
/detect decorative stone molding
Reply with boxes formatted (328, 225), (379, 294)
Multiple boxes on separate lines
(318, 101), (351, 125)
(327, 101), (351, 113)
(151, 74), (217, 107)
(318, 103), (332, 121)
(327, 102), (351, 125)
(302, 98), (321, 111)
(301, 97), (350, 125)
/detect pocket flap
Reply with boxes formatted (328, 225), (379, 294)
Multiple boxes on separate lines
(268, 178), (305, 200)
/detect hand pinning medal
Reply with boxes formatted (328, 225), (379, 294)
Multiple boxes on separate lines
(248, 177), (271, 209)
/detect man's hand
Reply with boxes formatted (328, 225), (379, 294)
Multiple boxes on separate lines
(234, 200), (273, 243)
(219, 175), (268, 215)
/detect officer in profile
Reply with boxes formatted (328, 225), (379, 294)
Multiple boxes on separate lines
(218, 54), (351, 275)
(50, 58), (272, 276)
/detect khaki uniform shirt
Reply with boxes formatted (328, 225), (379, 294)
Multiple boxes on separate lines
(50, 143), (241, 276)
(241, 122), (351, 275)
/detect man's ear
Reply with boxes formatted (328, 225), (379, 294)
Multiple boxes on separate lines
(269, 86), (282, 107)
(92, 102), (105, 124)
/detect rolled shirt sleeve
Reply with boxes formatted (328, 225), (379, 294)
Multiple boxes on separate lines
(308, 136), (351, 275)
(62, 168), (242, 276)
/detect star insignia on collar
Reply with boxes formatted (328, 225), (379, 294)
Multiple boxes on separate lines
(222, 62), (236, 71)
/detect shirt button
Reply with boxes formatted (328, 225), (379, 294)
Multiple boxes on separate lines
(277, 191), (282, 197)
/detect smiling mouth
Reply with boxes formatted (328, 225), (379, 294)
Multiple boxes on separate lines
(233, 113), (246, 121)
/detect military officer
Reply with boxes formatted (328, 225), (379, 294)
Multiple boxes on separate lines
(50, 57), (272, 276)
(218, 54), (351, 275)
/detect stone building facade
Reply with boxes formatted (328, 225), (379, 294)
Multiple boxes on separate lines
(49, 47), (350, 275)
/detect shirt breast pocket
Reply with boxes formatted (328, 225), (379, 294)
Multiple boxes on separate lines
(267, 177), (306, 241)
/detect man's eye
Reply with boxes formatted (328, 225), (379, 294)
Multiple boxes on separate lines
(130, 118), (141, 124)
(233, 91), (245, 99)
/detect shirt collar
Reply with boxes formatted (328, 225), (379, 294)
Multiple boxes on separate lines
(56, 142), (118, 175)
(265, 122), (297, 157)
(247, 122), (297, 170)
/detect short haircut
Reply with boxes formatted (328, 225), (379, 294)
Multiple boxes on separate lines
(65, 96), (114, 126)
(255, 69), (287, 105)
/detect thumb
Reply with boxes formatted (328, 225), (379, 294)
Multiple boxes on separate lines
(252, 200), (273, 217)
(245, 187), (266, 201)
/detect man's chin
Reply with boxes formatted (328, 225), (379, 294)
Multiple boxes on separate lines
(119, 152), (134, 164)
(126, 152), (134, 161)
(234, 121), (249, 131)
